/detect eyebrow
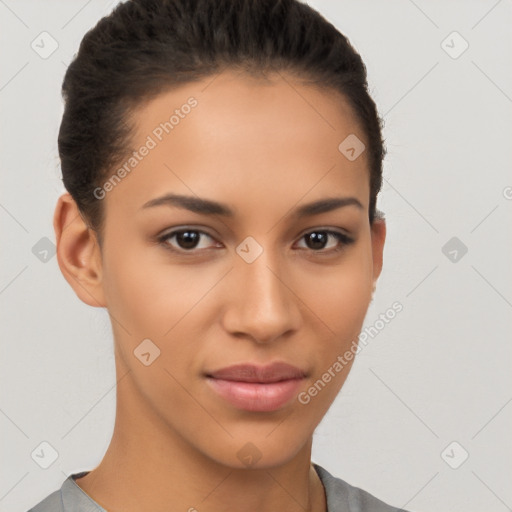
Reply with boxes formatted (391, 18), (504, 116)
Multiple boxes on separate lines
(140, 193), (364, 218)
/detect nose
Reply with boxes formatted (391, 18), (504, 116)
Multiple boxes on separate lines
(221, 251), (302, 345)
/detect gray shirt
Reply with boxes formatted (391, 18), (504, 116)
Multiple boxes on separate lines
(27, 463), (410, 512)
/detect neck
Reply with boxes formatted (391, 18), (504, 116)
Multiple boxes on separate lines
(74, 371), (327, 512)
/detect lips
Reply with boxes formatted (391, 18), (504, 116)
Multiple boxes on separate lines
(205, 362), (307, 412)
(206, 362), (307, 383)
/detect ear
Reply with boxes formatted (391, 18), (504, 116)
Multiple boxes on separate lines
(53, 193), (106, 308)
(370, 216), (386, 287)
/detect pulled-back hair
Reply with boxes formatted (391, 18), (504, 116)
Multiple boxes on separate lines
(58, 0), (386, 243)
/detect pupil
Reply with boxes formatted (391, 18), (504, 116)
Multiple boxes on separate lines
(177, 231), (199, 249)
(307, 232), (327, 250)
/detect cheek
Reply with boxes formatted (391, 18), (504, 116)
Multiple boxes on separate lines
(300, 250), (373, 338)
(102, 245), (199, 334)
(102, 252), (158, 332)
(295, 254), (372, 413)
(102, 249), (207, 388)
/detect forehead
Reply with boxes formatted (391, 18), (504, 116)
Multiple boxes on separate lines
(105, 70), (370, 218)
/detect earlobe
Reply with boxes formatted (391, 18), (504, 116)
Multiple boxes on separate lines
(53, 193), (106, 308)
(370, 217), (386, 287)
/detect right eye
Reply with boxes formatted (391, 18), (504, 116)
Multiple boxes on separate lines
(157, 228), (222, 253)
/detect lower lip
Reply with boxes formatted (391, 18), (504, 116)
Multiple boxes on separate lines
(206, 377), (305, 412)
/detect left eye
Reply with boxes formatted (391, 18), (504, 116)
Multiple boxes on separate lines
(296, 230), (353, 252)
(158, 228), (353, 253)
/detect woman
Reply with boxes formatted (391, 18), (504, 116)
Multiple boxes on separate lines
(28, 0), (408, 510)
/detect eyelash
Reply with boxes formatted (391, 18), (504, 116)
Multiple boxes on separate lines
(156, 227), (355, 255)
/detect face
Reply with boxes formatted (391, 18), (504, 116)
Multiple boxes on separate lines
(58, 69), (385, 469)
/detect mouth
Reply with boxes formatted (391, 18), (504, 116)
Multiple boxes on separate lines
(205, 362), (307, 412)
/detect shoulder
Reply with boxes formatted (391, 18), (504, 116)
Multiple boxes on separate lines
(26, 472), (105, 512)
(313, 463), (411, 512)
(28, 466), (410, 512)
(26, 488), (63, 512)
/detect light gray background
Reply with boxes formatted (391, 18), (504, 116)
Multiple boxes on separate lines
(1, 1), (511, 511)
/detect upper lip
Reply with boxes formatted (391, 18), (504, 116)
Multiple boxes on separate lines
(206, 362), (307, 383)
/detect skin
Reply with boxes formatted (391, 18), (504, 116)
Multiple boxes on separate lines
(54, 69), (385, 512)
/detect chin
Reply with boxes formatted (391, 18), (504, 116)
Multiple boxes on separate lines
(196, 431), (311, 471)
